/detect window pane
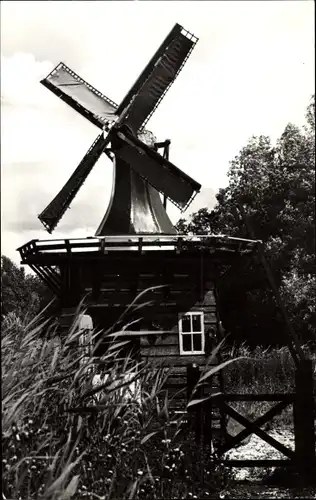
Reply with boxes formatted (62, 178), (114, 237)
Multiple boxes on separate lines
(181, 315), (191, 333)
(192, 314), (202, 332)
(193, 334), (202, 351)
(182, 334), (192, 352)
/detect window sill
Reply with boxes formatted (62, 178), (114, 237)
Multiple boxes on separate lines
(179, 351), (205, 356)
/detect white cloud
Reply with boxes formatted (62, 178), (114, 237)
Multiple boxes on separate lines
(1, 0), (314, 265)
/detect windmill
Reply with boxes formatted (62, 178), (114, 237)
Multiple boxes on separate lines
(38, 23), (201, 236)
(18, 23), (309, 454)
(18, 21), (259, 327)
(18, 23), (263, 443)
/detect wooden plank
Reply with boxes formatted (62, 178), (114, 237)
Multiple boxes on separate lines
(185, 304), (217, 312)
(88, 297), (173, 307)
(204, 312), (217, 323)
(166, 395), (188, 404)
(165, 376), (187, 386)
(137, 312), (178, 325)
(144, 355), (209, 367)
(153, 333), (179, 345)
(85, 291), (217, 304)
(24, 252), (243, 267)
(95, 272), (205, 280)
(89, 289), (215, 304)
(161, 386), (187, 397)
(59, 317), (76, 327)
(95, 290), (165, 302)
(141, 345), (180, 357)
(169, 366), (192, 375)
(109, 330), (176, 338)
(223, 459), (294, 468)
(85, 283), (213, 293)
(200, 291), (216, 306)
(88, 302), (217, 313)
(224, 393), (295, 402)
(169, 289), (204, 297)
(140, 333), (178, 347)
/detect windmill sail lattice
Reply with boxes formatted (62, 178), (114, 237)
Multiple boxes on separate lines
(117, 25), (196, 131)
(39, 134), (109, 233)
(38, 23), (201, 235)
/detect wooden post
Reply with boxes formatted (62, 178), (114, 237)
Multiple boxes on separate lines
(293, 359), (316, 480)
(187, 364), (201, 441)
(187, 363), (200, 399)
(204, 397), (214, 450)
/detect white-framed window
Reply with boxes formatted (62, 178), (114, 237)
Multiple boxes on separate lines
(178, 312), (205, 355)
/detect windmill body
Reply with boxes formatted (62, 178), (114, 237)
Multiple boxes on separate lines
(18, 24), (259, 435)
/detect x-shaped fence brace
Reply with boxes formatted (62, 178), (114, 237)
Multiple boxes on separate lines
(217, 394), (295, 459)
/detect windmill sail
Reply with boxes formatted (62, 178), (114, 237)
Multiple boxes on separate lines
(118, 24), (198, 132)
(38, 134), (109, 233)
(41, 63), (118, 129)
(113, 131), (201, 211)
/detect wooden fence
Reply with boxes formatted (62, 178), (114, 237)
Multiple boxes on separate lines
(187, 359), (315, 480)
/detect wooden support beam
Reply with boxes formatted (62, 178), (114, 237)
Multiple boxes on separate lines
(223, 459), (294, 468)
(29, 264), (60, 296)
(223, 393), (295, 402)
(42, 266), (61, 288)
(237, 204), (305, 367)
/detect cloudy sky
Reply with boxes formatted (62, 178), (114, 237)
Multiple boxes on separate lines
(1, 0), (314, 264)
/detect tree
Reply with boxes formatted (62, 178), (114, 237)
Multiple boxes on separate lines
(1, 256), (56, 322)
(176, 96), (315, 345)
(177, 207), (218, 235)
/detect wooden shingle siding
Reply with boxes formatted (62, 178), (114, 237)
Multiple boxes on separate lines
(140, 333), (178, 346)
(60, 254), (222, 387)
(59, 307), (78, 329)
(166, 375), (187, 385)
(143, 355), (209, 367)
(141, 345), (180, 357)
(201, 290), (216, 305)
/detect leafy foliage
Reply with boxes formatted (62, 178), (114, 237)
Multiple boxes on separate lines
(1, 255), (55, 322)
(176, 96), (315, 346)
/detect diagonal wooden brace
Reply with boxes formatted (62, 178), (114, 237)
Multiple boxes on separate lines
(220, 401), (295, 459)
(219, 396), (293, 454)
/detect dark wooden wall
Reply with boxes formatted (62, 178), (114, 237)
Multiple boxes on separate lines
(58, 251), (222, 369)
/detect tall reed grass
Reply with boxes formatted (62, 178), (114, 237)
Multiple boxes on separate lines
(2, 303), (235, 500)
